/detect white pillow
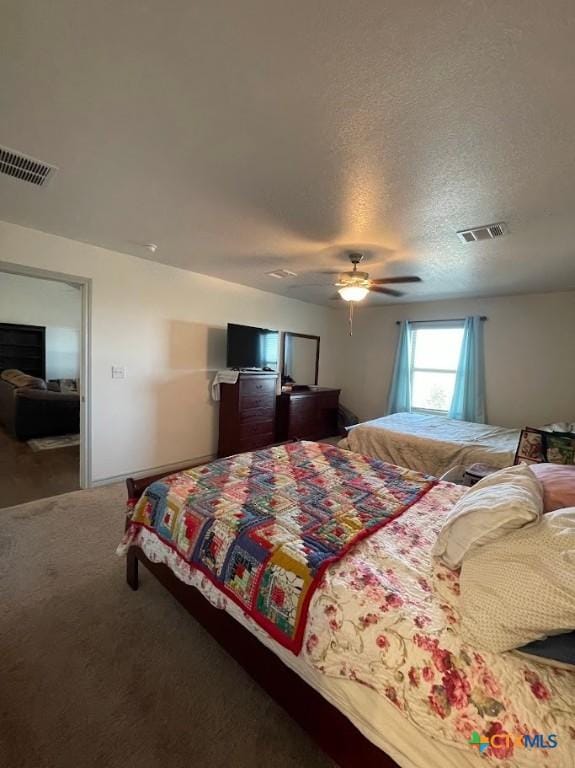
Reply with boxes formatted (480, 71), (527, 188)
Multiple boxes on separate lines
(432, 464), (543, 568)
(460, 508), (575, 652)
(541, 421), (575, 433)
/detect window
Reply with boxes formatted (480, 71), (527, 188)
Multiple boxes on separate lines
(410, 323), (464, 413)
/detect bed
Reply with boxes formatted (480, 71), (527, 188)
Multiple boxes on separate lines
(118, 441), (573, 768)
(340, 412), (520, 478)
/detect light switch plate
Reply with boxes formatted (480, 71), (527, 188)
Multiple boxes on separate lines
(112, 366), (126, 379)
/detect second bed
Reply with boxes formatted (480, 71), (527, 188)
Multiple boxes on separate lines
(340, 412), (520, 477)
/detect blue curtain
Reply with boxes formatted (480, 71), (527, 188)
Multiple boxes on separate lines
(386, 321), (412, 414)
(448, 316), (486, 423)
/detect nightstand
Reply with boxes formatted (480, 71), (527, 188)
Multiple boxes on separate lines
(463, 462), (500, 486)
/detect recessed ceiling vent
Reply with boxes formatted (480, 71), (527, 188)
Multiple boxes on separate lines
(0, 145), (57, 187)
(457, 222), (507, 243)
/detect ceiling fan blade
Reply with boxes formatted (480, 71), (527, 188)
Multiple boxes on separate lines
(329, 294), (343, 301)
(369, 286), (404, 297)
(370, 276), (422, 285)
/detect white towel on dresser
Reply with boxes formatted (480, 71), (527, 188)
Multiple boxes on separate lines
(211, 369), (240, 401)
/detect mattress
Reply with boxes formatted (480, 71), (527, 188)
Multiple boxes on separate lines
(120, 443), (573, 768)
(343, 412), (520, 477)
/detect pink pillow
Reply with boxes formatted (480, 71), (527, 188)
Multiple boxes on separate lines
(530, 464), (575, 512)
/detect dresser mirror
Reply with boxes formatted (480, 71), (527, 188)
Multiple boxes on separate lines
(282, 332), (320, 387)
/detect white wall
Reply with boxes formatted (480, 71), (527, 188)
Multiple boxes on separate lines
(0, 220), (342, 482)
(0, 272), (81, 379)
(338, 292), (575, 428)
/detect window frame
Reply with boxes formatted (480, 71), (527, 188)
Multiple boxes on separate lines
(409, 320), (464, 415)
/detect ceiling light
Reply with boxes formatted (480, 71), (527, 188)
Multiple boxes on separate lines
(338, 285), (369, 302)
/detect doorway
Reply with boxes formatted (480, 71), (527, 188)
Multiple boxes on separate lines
(0, 263), (90, 507)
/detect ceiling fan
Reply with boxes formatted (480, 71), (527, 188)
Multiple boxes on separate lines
(333, 253), (422, 302)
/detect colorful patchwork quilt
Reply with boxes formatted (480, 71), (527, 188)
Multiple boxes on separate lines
(122, 441), (436, 653)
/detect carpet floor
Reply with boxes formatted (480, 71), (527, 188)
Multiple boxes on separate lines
(0, 484), (333, 768)
(0, 425), (80, 509)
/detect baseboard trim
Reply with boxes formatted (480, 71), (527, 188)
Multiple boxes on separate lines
(90, 453), (216, 487)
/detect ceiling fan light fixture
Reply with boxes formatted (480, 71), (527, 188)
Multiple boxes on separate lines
(338, 285), (369, 302)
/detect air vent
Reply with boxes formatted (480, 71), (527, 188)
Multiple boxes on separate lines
(457, 222), (507, 243)
(0, 146), (57, 187)
(266, 269), (298, 279)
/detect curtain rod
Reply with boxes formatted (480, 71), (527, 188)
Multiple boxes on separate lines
(395, 316), (487, 325)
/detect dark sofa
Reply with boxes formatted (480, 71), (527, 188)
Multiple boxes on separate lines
(0, 369), (80, 440)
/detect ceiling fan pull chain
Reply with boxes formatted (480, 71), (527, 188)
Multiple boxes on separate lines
(348, 300), (354, 336)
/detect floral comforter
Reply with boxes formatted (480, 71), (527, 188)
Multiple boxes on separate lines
(120, 446), (574, 766)
(304, 483), (575, 767)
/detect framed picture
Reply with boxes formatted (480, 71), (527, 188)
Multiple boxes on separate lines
(515, 427), (575, 466)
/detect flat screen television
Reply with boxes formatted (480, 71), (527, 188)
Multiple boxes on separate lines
(226, 323), (279, 370)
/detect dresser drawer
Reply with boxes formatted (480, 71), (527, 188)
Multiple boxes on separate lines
(242, 419), (274, 436)
(288, 418), (319, 439)
(239, 376), (277, 398)
(239, 432), (275, 453)
(288, 395), (317, 419)
(320, 391), (340, 410)
(289, 414), (316, 432)
(240, 393), (276, 411)
(239, 405), (275, 424)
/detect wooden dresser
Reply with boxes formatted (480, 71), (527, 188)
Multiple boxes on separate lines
(276, 387), (340, 442)
(217, 372), (278, 458)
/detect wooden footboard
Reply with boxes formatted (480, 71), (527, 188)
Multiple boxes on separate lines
(124, 457), (400, 768)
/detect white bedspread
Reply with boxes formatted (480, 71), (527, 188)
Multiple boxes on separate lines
(343, 412), (520, 477)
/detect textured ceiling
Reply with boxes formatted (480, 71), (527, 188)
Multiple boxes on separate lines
(1, 0), (575, 306)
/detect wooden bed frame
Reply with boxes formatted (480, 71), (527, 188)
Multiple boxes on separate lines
(125, 464), (400, 768)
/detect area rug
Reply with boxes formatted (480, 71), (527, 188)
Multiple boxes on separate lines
(27, 433), (80, 451)
(0, 485), (333, 768)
